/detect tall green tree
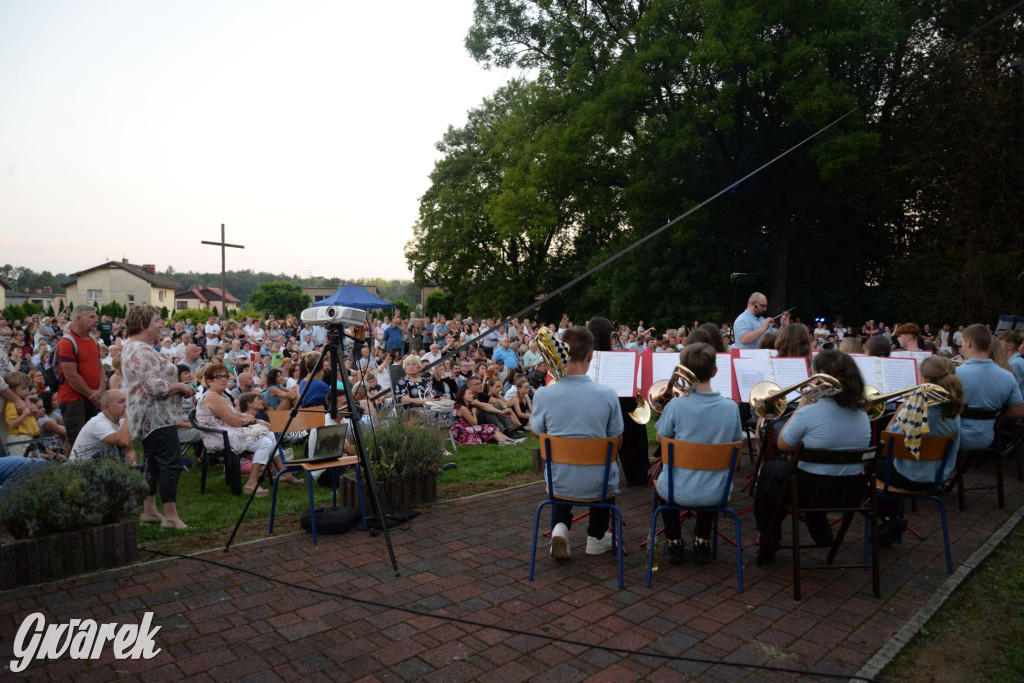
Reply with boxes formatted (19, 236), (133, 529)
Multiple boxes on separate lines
(248, 281), (311, 319)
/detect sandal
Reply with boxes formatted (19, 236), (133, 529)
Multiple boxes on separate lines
(244, 486), (269, 498)
(279, 476), (304, 486)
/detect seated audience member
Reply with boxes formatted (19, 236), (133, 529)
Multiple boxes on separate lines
(530, 326), (623, 560)
(238, 392), (270, 422)
(839, 337), (863, 354)
(194, 362), (301, 496)
(430, 364), (458, 400)
(261, 368), (298, 410)
(3, 372), (42, 456)
(298, 352), (331, 409)
(31, 395), (66, 455)
(450, 385), (521, 445)
(654, 343), (743, 564)
(69, 390), (135, 463)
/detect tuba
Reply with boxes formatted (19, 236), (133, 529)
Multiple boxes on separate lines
(630, 365), (699, 424)
(749, 374), (843, 419)
(862, 383), (951, 421)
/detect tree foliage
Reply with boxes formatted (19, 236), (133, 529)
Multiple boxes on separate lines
(248, 281), (311, 319)
(408, 0), (1024, 326)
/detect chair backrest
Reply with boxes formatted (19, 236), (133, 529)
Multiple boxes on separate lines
(880, 431), (955, 463)
(267, 409), (326, 434)
(662, 440), (742, 509)
(662, 440), (742, 470)
(539, 433), (617, 502)
(388, 366), (406, 398)
(188, 408), (231, 452)
(795, 443), (880, 466)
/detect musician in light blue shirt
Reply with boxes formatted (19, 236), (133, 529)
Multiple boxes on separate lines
(956, 325), (1024, 451)
(655, 343), (742, 564)
(998, 330), (1024, 396)
(531, 327), (623, 561)
(754, 351), (871, 560)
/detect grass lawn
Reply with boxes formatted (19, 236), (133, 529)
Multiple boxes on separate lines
(883, 517), (1024, 681)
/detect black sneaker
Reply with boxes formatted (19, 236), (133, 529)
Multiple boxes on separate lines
(877, 518), (908, 548)
(692, 537), (712, 565)
(665, 539), (685, 565)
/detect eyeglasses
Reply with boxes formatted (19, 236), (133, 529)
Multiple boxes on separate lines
(212, 374), (230, 380)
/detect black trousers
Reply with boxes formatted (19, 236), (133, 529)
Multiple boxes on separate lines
(618, 397), (650, 486)
(660, 502), (714, 540)
(142, 425), (183, 503)
(755, 460), (866, 546)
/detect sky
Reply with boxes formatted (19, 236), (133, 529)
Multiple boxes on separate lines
(0, 0), (514, 280)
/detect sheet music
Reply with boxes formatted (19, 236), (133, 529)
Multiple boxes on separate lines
(732, 357), (773, 403)
(879, 357), (918, 394)
(737, 348), (777, 358)
(772, 358), (811, 402)
(851, 355), (881, 387)
(711, 353), (733, 398)
(587, 351), (638, 398)
(650, 352), (679, 383)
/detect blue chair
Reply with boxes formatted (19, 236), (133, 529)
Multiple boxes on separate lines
(268, 453), (367, 543)
(647, 440), (745, 591)
(872, 431), (956, 574)
(529, 434), (623, 588)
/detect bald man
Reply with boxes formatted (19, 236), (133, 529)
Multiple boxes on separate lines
(732, 292), (789, 349)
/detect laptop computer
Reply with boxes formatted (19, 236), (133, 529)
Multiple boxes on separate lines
(296, 423), (350, 464)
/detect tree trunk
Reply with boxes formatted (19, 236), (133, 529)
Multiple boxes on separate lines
(768, 221), (792, 315)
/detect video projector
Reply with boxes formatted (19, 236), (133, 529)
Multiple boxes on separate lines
(300, 306), (367, 327)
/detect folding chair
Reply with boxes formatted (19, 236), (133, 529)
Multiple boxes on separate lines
(951, 408), (1004, 511)
(764, 442), (882, 600)
(528, 434), (624, 588)
(647, 440), (744, 591)
(188, 408), (243, 495)
(874, 432), (956, 574)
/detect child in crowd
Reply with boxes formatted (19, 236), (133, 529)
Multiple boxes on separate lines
(4, 371), (40, 455)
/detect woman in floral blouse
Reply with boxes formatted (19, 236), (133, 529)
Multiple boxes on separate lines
(122, 305), (195, 529)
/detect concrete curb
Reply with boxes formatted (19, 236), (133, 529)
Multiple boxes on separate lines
(853, 503), (1024, 682)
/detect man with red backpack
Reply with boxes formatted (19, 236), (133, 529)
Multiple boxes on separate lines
(56, 305), (102, 455)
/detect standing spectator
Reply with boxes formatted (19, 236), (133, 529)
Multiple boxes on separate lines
(383, 316), (404, 354)
(122, 305), (195, 530)
(204, 316), (222, 358)
(97, 315), (114, 347)
(57, 305), (103, 455)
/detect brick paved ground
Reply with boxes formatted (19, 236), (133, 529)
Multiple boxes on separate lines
(1, 455), (1021, 681)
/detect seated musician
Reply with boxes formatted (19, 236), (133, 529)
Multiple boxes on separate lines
(754, 350), (871, 563)
(996, 330), (1024, 394)
(955, 325), (1024, 452)
(654, 342), (742, 565)
(530, 327), (623, 560)
(876, 356), (963, 545)
(894, 323), (923, 352)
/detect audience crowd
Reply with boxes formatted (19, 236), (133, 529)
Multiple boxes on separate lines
(2, 304), (1022, 521)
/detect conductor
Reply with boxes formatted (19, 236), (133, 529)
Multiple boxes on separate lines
(732, 292), (790, 349)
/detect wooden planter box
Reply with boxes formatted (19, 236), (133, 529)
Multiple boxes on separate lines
(0, 519), (137, 590)
(338, 473), (437, 510)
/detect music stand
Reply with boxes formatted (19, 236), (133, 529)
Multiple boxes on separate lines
(225, 321), (400, 576)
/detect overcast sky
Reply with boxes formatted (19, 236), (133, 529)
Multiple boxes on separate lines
(0, 0), (513, 280)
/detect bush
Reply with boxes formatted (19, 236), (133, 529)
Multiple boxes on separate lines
(365, 415), (445, 481)
(0, 459), (148, 539)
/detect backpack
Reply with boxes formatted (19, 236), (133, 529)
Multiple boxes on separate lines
(52, 333), (79, 390)
(299, 506), (361, 534)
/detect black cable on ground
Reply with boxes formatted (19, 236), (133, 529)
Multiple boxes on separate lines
(139, 546), (879, 682)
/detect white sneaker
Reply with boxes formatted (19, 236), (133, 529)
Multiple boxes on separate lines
(549, 523), (570, 560)
(586, 532), (613, 555)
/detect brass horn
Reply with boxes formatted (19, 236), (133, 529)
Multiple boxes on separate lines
(862, 383), (951, 421)
(629, 365), (699, 424)
(748, 373), (843, 419)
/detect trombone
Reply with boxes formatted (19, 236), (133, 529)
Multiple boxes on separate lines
(748, 374), (844, 419)
(629, 365), (699, 424)
(862, 383), (951, 421)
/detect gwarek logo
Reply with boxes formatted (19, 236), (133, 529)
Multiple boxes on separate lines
(10, 612), (162, 673)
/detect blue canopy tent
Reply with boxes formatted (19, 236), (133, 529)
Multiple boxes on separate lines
(312, 285), (393, 311)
